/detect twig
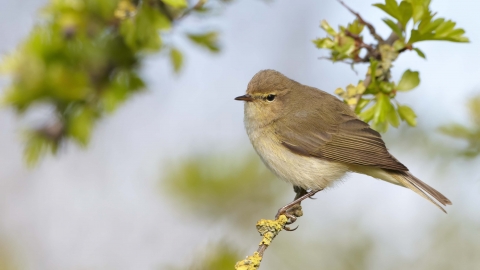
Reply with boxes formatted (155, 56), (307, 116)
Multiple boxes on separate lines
(338, 0), (384, 43)
(235, 215), (288, 270)
(344, 30), (380, 62)
(176, 0), (207, 21)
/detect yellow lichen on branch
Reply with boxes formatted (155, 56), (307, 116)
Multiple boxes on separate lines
(235, 215), (288, 270)
(234, 252), (262, 270)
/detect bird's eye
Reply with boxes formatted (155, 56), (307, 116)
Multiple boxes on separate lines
(266, 94), (276, 102)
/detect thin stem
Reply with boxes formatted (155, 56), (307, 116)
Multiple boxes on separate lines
(338, 0), (385, 43)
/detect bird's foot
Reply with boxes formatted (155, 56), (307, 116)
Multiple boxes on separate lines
(275, 203), (303, 231)
(275, 189), (322, 231)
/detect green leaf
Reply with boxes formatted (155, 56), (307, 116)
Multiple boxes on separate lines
(398, 1), (413, 28)
(312, 37), (335, 49)
(373, 93), (389, 125)
(119, 4), (171, 51)
(418, 18), (444, 34)
(413, 47), (426, 58)
(67, 107), (95, 146)
(169, 47), (183, 73)
(24, 135), (48, 167)
(387, 102), (400, 127)
(187, 32), (220, 52)
(383, 19), (403, 38)
(320, 20), (337, 36)
(356, 98), (371, 112)
(406, 0), (429, 24)
(396, 69), (420, 91)
(380, 81), (394, 93)
(408, 29), (433, 43)
(373, 0), (401, 21)
(393, 39), (406, 51)
(347, 19), (364, 35)
(161, 0), (188, 8)
(398, 104), (417, 126)
(410, 17), (469, 43)
(359, 104), (377, 123)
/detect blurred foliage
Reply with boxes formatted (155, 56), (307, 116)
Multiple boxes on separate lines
(167, 242), (241, 270)
(0, 0), (223, 165)
(0, 241), (19, 270)
(440, 95), (480, 157)
(162, 154), (288, 228)
(313, 0), (469, 132)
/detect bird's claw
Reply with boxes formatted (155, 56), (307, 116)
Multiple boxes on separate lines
(284, 225), (299, 231)
(276, 207), (301, 231)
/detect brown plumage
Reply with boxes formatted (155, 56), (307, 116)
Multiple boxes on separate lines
(237, 69), (451, 212)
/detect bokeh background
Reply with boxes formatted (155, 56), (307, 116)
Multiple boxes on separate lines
(0, 0), (479, 269)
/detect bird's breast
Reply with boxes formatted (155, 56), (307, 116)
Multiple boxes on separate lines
(244, 119), (349, 190)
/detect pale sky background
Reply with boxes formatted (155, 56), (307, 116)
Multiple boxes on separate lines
(0, 0), (479, 269)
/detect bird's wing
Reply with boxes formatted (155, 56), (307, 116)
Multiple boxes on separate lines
(277, 113), (408, 171)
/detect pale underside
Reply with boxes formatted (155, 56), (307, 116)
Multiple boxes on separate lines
(244, 99), (451, 211)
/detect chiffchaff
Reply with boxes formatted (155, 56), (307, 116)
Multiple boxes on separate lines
(235, 70), (451, 220)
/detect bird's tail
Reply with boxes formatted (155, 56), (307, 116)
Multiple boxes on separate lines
(390, 171), (452, 213)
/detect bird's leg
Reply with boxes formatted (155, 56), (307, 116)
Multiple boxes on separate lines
(285, 186), (308, 219)
(276, 188), (322, 231)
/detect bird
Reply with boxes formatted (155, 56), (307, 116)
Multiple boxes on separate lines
(235, 69), (451, 227)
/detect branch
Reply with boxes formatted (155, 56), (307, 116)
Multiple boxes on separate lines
(338, 0), (384, 43)
(344, 30), (379, 62)
(235, 215), (288, 270)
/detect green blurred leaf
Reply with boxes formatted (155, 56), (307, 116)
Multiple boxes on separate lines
(67, 107), (95, 146)
(406, 0), (429, 24)
(393, 39), (406, 51)
(347, 19), (365, 35)
(366, 59), (379, 94)
(439, 124), (472, 139)
(410, 16), (469, 43)
(373, 0), (401, 22)
(397, 1), (413, 28)
(355, 98), (371, 114)
(321, 20), (337, 36)
(162, 154), (286, 227)
(24, 134), (49, 167)
(413, 47), (426, 58)
(397, 69), (420, 91)
(313, 37), (335, 49)
(119, 3), (171, 51)
(387, 102), (400, 127)
(374, 93), (389, 125)
(468, 96), (480, 126)
(383, 19), (403, 38)
(398, 104), (417, 126)
(188, 32), (220, 52)
(359, 104), (377, 123)
(380, 81), (394, 93)
(169, 47), (183, 73)
(162, 0), (188, 8)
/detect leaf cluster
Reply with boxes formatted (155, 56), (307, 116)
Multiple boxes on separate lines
(1, 0), (222, 165)
(313, 0), (468, 132)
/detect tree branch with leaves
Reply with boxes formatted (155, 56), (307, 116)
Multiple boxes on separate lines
(0, 0), (223, 165)
(236, 0), (469, 268)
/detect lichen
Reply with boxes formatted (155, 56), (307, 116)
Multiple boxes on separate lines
(234, 252), (262, 270)
(234, 215), (288, 270)
(256, 215), (287, 246)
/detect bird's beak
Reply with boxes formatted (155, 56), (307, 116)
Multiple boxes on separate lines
(234, 94), (253, 102)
